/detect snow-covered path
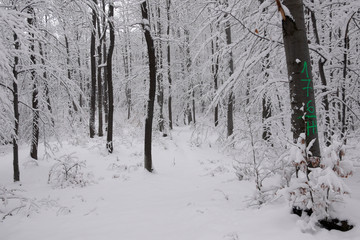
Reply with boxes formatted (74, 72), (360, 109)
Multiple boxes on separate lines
(1, 127), (359, 240)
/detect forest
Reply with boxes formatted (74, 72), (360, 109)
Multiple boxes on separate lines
(1, 0), (360, 239)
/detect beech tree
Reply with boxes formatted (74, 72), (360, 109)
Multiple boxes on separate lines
(277, 0), (321, 163)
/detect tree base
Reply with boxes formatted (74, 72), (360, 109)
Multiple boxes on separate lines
(292, 207), (354, 232)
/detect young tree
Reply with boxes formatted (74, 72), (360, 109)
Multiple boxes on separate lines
(142, 1), (157, 172)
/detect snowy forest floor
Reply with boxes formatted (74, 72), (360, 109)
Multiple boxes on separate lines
(0, 126), (360, 240)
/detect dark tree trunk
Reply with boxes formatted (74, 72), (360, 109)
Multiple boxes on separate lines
(97, 16), (103, 137)
(280, 0), (321, 163)
(262, 96), (272, 141)
(224, 5), (234, 137)
(39, 42), (54, 126)
(12, 32), (20, 182)
(210, 24), (219, 127)
(341, 13), (354, 145)
(156, 4), (165, 133)
(166, 0), (173, 130)
(89, 0), (97, 138)
(309, 6), (331, 146)
(106, 2), (115, 153)
(65, 35), (78, 113)
(184, 28), (195, 124)
(142, 1), (157, 172)
(102, 0), (108, 126)
(28, 7), (39, 160)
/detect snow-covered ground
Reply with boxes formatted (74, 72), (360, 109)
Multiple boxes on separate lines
(1, 126), (359, 240)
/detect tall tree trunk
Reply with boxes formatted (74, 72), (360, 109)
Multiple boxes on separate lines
(28, 6), (39, 160)
(210, 24), (219, 127)
(39, 42), (53, 126)
(166, 0), (173, 130)
(102, 0), (108, 126)
(279, 0), (321, 163)
(184, 28), (195, 124)
(106, 2), (115, 153)
(224, 2), (234, 137)
(156, 3), (165, 133)
(309, 5), (331, 146)
(12, 32), (20, 182)
(89, 0), (97, 138)
(142, 1), (157, 172)
(341, 13), (355, 145)
(97, 15), (103, 137)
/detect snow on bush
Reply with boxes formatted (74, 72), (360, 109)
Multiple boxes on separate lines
(286, 134), (353, 231)
(48, 153), (95, 188)
(0, 186), (38, 220)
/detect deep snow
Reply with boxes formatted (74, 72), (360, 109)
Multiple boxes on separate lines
(0, 126), (359, 240)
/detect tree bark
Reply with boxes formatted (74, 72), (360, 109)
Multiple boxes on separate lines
(224, 1), (234, 137)
(89, 0), (97, 138)
(166, 0), (173, 130)
(309, 5), (331, 146)
(142, 1), (157, 172)
(12, 32), (20, 182)
(106, 2), (115, 153)
(97, 14), (103, 137)
(280, 0), (321, 163)
(156, 3), (165, 133)
(28, 6), (39, 160)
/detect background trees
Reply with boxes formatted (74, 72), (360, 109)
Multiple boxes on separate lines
(0, 0), (358, 197)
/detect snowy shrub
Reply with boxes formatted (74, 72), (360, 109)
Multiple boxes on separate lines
(0, 186), (38, 220)
(48, 153), (94, 188)
(233, 112), (290, 206)
(286, 134), (353, 231)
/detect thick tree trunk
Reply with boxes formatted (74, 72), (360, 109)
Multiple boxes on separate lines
(13, 32), (20, 182)
(89, 0), (97, 138)
(166, 0), (173, 130)
(106, 2), (115, 153)
(280, 0), (321, 163)
(142, 1), (157, 172)
(28, 7), (39, 160)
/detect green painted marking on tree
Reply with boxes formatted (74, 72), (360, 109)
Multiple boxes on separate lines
(301, 61), (309, 78)
(298, 61), (317, 136)
(306, 120), (318, 136)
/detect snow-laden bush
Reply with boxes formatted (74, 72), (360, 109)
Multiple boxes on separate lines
(48, 153), (94, 188)
(0, 186), (38, 220)
(286, 134), (353, 231)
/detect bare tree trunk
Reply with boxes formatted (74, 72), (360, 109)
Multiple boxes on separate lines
(279, 0), (321, 163)
(102, 0), (108, 126)
(28, 6), (39, 160)
(341, 13), (355, 145)
(224, 2), (234, 137)
(156, 3), (165, 133)
(309, 5), (331, 146)
(142, 1), (157, 172)
(39, 42), (54, 126)
(89, 0), (97, 138)
(210, 24), (219, 127)
(166, 0), (173, 130)
(97, 15), (103, 137)
(106, 2), (115, 153)
(12, 32), (20, 182)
